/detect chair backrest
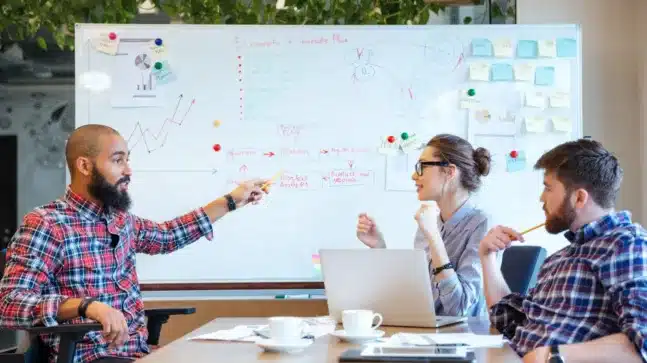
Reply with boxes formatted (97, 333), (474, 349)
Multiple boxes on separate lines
(501, 245), (547, 295)
(1, 249), (6, 279)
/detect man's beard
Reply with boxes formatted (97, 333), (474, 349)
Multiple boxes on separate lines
(87, 169), (132, 212)
(545, 194), (577, 234)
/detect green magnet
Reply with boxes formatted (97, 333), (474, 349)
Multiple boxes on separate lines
(400, 132), (409, 140)
(154, 61), (163, 70)
(467, 88), (476, 97)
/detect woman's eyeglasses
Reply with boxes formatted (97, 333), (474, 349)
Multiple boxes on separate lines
(415, 160), (449, 176)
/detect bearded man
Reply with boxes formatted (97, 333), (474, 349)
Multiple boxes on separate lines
(477, 138), (647, 363)
(0, 124), (269, 363)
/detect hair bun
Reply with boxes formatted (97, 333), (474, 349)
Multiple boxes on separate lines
(473, 147), (492, 176)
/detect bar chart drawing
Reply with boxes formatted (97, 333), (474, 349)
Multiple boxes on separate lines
(135, 53), (153, 91)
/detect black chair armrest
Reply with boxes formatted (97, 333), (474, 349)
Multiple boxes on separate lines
(25, 323), (103, 335)
(144, 307), (196, 317)
(144, 308), (196, 346)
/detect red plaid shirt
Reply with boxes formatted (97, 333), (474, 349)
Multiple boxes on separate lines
(0, 187), (214, 363)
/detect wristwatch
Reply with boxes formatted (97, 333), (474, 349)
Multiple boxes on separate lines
(224, 194), (236, 211)
(547, 345), (565, 363)
(432, 262), (454, 275)
(78, 296), (98, 319)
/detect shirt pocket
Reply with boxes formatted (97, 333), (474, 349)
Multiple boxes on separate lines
(61, 234), (112, 296)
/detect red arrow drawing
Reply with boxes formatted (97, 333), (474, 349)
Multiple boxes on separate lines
(264, 152), (275, 157)
(320, 149), (329, 154)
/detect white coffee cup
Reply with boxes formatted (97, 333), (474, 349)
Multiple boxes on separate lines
(342, 310), (383, 336)
(268, 316), (306, 343)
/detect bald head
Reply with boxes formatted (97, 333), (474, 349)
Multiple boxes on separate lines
(65, 124), (121, 176)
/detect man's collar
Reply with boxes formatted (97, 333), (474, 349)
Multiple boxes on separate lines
(564, 210), (632, 244)
(64, 186), (105, 221)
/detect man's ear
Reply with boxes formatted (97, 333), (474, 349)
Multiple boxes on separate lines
(76, 157), (93, 177)
(573, 188), (589, 209)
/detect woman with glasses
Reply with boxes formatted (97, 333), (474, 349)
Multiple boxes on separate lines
(356, 134), (492, 317)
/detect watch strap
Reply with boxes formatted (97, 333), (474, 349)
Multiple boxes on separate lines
(224, 194), (237, 211)
(78, 297), (97, 319)
(432, 262), (455, 275)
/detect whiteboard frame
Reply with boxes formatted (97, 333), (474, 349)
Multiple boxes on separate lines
(74, 24), (583, 292)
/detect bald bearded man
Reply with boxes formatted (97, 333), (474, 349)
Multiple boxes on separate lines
(0, 124), (270, 363)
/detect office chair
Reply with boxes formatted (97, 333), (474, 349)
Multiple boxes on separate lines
(0, 250), (196, 363)
(500, 245), (547, 295)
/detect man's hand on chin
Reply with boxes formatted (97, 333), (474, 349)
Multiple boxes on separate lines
(523, 346), (549, 363)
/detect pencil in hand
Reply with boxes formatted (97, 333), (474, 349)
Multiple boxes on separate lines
(261, 170), (284, 192)
(520, 223), (545, 235)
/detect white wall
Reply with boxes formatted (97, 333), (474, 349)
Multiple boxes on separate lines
(0, 85), (73, 225)
(518, 0), (644, 224)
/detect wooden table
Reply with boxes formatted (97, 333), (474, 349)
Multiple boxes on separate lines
(137, 317), (522, 362)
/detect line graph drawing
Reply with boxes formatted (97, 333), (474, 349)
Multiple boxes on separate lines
(127, 94), (195, 154)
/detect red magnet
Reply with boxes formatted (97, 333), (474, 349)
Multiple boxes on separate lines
(108, 32), (117, 40)
(510, 150), (518, 158)
(387, 135), (396, 143)
(213, 144), (222, 152)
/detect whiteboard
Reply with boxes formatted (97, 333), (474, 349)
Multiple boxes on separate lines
(74, 24), (582, 285)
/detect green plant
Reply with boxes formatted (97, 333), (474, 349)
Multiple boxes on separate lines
(0, 0), (514, 51)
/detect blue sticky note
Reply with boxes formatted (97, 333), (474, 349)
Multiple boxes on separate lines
(556, 38), (577, 57)
(535, 66), (555, 86)
(152, 61), (176, 85)
(490, 63), (514, 81)
(517, 40), (538, 58)
(471, 39), (493, 57)
(506, 151), (527, 173)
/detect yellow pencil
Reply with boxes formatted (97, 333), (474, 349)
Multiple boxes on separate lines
(520, 223), (545, 235)
(261, 170), (284, 191)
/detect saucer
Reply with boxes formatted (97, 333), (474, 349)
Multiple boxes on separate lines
(256, 338), (313, 353)
(330, 329), (385, 344)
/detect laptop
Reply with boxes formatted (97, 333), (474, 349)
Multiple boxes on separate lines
(319, 248), (467, 328)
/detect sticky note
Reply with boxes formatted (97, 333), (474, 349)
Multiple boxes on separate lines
(552, 117), (572, 132)
(534, 66), (555, 86)
(491, 63), (514, 81)
(538, 39), (557, 57)
(469, 63), (490, 81)
(213, 120), (222, 127)
(517, 40), (538, 58)
(400, 133), (423, 153)
(525, 91), (545, 108)
(148, 40), (167, 61)
(506, 151), (527, 172)
(378, 139), (400, 155)
(493, 39), (514, 58)
(549, 92), (571, 108)
(152, 61), (177, 85)
(471, 39), (493, 57)
(525, 117), (546, 133)
(474, 109), (492, 123)
(514, 63), (535, 82)
(91, 33), (120, 55)
(556, 38), (577, 57)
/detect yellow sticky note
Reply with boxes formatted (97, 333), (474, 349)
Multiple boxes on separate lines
(525, 91), (546, 108)
(552, 117), (572, 132)
(474, 109), (492, 123)
(148, 41), (167, 61)
(514, 63), (535, 82)
(213, 120), (222, 127)
(92, 33), (120, 56)
(400, 133), (422, 153)
(538, 40), (557, 57)
(525, 117), (546, 133)
(493, 39), (514, 58)
(469, 63), (490, 81)
(378, 139), (400, 155)
(549, 92), (571, 108)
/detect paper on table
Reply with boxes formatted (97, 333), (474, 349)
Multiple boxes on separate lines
(189, 318), (337, 342)
(384, 333), (505, 348)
